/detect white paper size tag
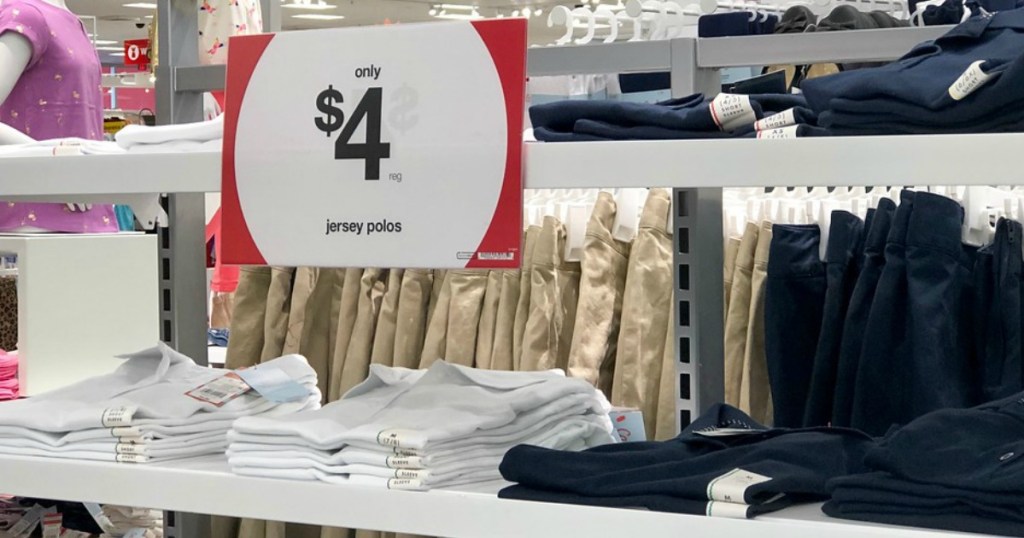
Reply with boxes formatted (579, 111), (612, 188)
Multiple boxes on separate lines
(375, 429), (422, 449)
(393, 469), (429, 480)
(116, 453), (149, 464)
(385, 455), (424, 469)
(694, 427), (764, 438)
(949, 60), (995, 101)
(754, 108), (797, 131)
(756, 125), (800, 139)
(235, 363), (311, 403)
(110, 426), (143, 438)
(706, 468), (773, 503)
(185, 372), (252, 407)
(101, 406), (137, 427)
(385, 478), (425, 491)
(706, 501), (751, 519)
(116, 443), (147, 455)
(710, 94), (756, 132)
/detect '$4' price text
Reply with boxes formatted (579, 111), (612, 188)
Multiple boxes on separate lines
(314, 85), (392, 181)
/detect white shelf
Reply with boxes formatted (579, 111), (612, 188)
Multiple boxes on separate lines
(2, 133), (1023, 198)
(523, 133), (1024, 189)
(0, 454), (991, 538)
(0, 152), (220, 197)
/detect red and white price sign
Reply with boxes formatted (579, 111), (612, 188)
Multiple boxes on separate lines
(123, 38), (150, 70)
(222, 20), (526, 268)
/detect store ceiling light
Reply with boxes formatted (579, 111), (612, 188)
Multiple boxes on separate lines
(94, 39), (118, 45)
(431, 4), (482, 19)
(281, 1), (336, 10)
(292, 13), (346, 20)
(109, 52), (125, 56)
(96, 45), (123, 51)
(123, 2), (157, 8)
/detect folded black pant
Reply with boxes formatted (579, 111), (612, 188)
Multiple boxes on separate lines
(498, 403), (874, 517)
(825, 393), (1024, 535)
(530, 93), (812, 142)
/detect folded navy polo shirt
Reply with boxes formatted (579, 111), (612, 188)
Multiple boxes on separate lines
(802, 9), (1024, 114)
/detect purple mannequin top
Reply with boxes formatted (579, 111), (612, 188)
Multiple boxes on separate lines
(0, 0), (117, 233)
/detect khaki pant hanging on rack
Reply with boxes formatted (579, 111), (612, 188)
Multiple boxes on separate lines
(521, 216), (582, 372)
(328, 269), (362, 402)
(261, 267), (296, 362)
(393, 269), (432, 368)
(512, 227), (541, 370)
(421, 270), (488, 368)
(371, 269), (404, 367)
(724, 223), (759, 408)
(224, 266), (272, 370)
(567, 192), (631, 396)
(283, 267), (318, 355)
(337, 268), (388, 396)
(724, 236), (741, 319)
(655, 302), (678, 440)
(475, 270), (504, 369)
(489, 268), (521, 372)
(426, 269), (446, 325)
(611, 188), (674, 439)
(297, 269), (341, 400)
(740, 221), (774, 425)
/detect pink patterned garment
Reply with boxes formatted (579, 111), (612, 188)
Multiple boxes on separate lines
(0, 350), (15, 400)
(0, 0), (117, 233)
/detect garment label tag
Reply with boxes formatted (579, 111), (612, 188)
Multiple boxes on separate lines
(386, 478), (425, 491)
(706, 501), (750, 519)
(756, 125), (800, 139)
(385, 456), (424, 469)
(185, 372), (251, 407)
(754, 108), (797, 131)
(707, 468), (773, 503)
(376, 429), (419, 449)
(236, 363), (311, 403)
(116, 442), (147, 455)
(111, 426), (143, 438)
(694, 428), (764, 438)
(949, 60), (995, 101)
(40, 513), (61, 538)
(116, 453), (149, 464)
(51, 146), (83, 157)
(101, 406), (137, 427)
(710, 94), (756, 132)
(394, 469), (428, 480)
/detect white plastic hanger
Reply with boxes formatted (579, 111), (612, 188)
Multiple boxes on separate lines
(573, 7), (599, 44)
(548, 6), (576, 45)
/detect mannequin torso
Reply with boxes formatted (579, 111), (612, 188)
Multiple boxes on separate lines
(0, 0), (117, 233)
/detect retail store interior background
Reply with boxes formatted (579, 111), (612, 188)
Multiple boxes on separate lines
(0, 0), (1022, 537)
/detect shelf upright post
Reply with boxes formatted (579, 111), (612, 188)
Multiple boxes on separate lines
(156, 2), (210, 538)
(260, 0), (281, 32)
(670, 40), (725, 432)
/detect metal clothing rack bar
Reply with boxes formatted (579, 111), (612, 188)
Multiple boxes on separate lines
(155, 1), (278, 537)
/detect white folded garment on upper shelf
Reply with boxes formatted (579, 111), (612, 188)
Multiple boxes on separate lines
(0, 343), (318, 432)
(231, 362), (608, 451)
(0, 138), (126, 157)
(115, 115), (224, 148)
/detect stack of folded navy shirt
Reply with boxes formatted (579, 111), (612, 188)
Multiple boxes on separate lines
(499, 403), (874, 518)
(530, 93), (827, 141)
(824, 393), (1024, 537)
(801, 8), (1024, 135)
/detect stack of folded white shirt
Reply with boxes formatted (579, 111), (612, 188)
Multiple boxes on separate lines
(115, 115), (223, 153)
(98, 505), (163, 538)
(0, 342), (320, 463)
(227, 361), (616, 490)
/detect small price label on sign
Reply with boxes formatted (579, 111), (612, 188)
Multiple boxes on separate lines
(222, 20), (526, 268)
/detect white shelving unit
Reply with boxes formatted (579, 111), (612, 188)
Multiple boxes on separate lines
(0, 455), (981, 538)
